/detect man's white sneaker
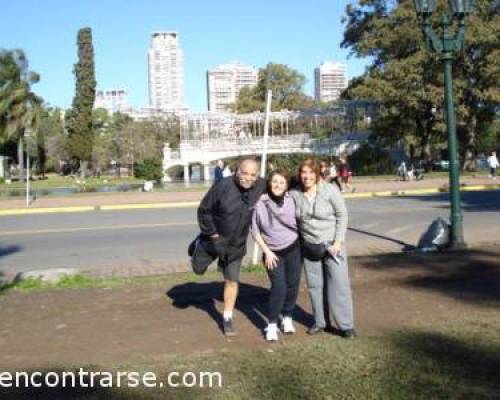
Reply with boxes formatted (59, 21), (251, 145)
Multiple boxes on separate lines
(281, 316), (296, 334)
(265, 323), (279, 341)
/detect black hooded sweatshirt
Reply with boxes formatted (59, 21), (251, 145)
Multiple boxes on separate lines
(197, 176), (266, 262)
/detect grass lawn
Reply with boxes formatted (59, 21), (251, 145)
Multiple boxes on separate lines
(1, 260), (499, 399)
(156, 315), (500, 400)
(1, 314), (498, 399)
(0, 265), (267, 294)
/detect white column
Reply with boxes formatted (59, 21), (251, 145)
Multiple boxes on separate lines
(203, 162), (210, 182)
(183, 164), (190, 184)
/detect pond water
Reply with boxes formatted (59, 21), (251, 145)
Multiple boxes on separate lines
(0, 180), (206, 198)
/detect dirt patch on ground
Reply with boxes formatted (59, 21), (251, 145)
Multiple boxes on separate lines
(0, 246), (499, 370)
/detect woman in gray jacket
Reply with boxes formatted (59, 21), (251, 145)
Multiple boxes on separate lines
(292, 158), (356, 338)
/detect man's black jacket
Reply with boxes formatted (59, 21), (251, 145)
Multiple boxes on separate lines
(197, 176), (266, 262)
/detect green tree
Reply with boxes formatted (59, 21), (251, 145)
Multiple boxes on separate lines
(90, 112), (180, 177)
(134, 157), (163, 182)
(341, 0), (499, 167)
(39, 106), (66, 174)
(233, 63), (314, 113)
(65, 27), (96, 177)
(0, 49), (42, 180)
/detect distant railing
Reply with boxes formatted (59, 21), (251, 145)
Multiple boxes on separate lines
(164, 133), (368, 164)
(180, 134), (312, 150)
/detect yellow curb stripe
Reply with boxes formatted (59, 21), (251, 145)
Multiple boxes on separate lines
(1, 185), (498, 216)
(461, 184), (500, 191)
(0, 206), (95, 216)
(344, 192), (373, 199)
(0, 221), (198, 237)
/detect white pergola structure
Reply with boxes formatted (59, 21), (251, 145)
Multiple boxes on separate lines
(165, 106), (372, 183)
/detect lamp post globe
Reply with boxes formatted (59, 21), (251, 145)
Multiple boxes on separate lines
(449, 0), (474, 15)
(414, 0), (437, 15)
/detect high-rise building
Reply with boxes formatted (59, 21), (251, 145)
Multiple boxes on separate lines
(148, 32), (186, 112)
(207, 61), (258, 112)
(94, 89), (130, 114)
(314, 61), (348, 103)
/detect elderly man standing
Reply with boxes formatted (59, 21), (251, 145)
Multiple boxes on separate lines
(197, 158), (266, 336)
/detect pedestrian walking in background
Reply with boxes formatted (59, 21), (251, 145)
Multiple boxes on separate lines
(397, 161), (409, 181)
(338, 159), (354, 193)
(487, 151), (499, 180)
(214, 160), (224, 184)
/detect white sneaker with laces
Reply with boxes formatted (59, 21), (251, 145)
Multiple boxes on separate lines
(265, 323), (279, 341)
(281, 316), (296, 334)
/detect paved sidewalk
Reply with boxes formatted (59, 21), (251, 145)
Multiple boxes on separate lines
(1, 175), (498, 213)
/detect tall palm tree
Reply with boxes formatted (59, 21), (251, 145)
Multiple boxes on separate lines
(0, 49), (42, 181)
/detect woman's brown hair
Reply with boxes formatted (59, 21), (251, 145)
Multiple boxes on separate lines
(267, 168), (289, 193)
(297, 158), (321, 184)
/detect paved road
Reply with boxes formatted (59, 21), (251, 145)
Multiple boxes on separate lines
(1, 190), (499, 277)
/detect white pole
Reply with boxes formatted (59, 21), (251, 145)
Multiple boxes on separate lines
(252, 89), (272, 265)
(260, 89), (272, 177)
(26, 138), (30, 207)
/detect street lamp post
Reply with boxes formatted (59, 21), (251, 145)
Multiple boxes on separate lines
(413, 0), (474, 249)
(24, 129), (32, 207)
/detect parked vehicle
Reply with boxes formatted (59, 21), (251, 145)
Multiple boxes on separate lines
(431, 160), (450, 171)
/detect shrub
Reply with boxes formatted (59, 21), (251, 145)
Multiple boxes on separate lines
(134, 158), (163, 182)
(348, 143), (394, 176)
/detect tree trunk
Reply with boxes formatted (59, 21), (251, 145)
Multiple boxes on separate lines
(17, 136), (25, 182)
(417, 119), (432, 163)
(462, 116), (477, 171)
(80, 160), (88, 179)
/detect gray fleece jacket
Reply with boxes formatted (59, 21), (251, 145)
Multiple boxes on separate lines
(291, 181), (348, 244)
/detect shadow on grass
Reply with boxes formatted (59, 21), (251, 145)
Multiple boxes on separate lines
(358, 248), (500, 307)
(0, 367), (114, 400)
(166, 281), (313, 334)
(0, 367), (217, 399)
(383, 329), (500, 398)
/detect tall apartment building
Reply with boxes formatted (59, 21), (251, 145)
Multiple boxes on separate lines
(94, 89), (130, 114)
(314, 61), (348, 103)
(148, 32), (186, 112)
(207, 61), (258, 112)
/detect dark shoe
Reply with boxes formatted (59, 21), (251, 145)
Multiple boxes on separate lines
(340, 328), (357, 339)
(307, 325), (325, 335)
(223, 318), (236, 337)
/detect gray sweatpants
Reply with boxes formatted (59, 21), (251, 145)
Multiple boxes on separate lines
(303, 251), (354, 330)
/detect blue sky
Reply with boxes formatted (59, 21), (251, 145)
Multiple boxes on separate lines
(1, 0), (369, 111)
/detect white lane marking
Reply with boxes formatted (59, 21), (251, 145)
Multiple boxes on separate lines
(0, 221), (198, 237)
